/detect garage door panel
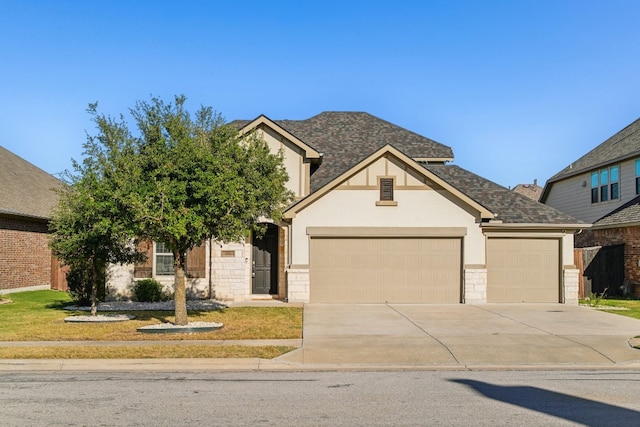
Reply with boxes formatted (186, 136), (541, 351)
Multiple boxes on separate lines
(487, 238), (560, 303)
(310, 237), (461, 303)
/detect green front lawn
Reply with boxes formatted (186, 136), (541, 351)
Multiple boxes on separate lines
(0, 290), (302, 358)
(580, 298), (640, 321)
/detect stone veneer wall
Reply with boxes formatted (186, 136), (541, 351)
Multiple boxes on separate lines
(0, 217), (52, 290)
(107, 263), (135, 300)
(464, 266), (487, 304)
(563, 267), (579, 305)
(211, 241), (251, 301)
(286, 267), (310, 302)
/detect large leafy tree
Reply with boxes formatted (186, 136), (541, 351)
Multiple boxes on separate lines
(58, 95), (293, 325)
(49, 112), (143, 316)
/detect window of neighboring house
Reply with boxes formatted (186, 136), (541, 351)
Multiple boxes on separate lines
(155, 242), (174, 275)
(600, 168), (609, 201)
(591, 166), (619, 203)
(376, 177), (397, 206)
(591, 172), (599, 203)
(610, 165), (619, 200)
(636, 159), (640, 194)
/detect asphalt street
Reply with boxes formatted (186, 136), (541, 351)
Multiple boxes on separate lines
(2, 370), (640, 426)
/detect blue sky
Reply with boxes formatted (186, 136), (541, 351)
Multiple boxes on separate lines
(2, 0), (640, 189)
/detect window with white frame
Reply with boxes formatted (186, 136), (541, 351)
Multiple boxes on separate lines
(591, 165), (619, 203)
(155, 242), (174, 275)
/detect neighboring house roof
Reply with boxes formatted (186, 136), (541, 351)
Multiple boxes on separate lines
(542, 117), (640, 197)
(592, 194), (640, 229)
(233, 112), (454, 192)
(423, 164), (585, 225)
(0, 146), (64, 220)
(512, 180), (543, 201)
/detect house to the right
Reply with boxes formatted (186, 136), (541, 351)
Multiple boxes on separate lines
(541, 117), (640, 297)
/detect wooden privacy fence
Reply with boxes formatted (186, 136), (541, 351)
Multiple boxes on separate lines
(50, 255), (69, 291)
(574, 244), (624, 298)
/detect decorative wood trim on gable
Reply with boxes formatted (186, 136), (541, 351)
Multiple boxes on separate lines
(284, 144), (495, 220)
(238, 115), (322, 160)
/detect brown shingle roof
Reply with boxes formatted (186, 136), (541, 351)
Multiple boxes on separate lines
(233, 112), (454, 192)
(547, 117), (640, 183)
(593, 195), (640, 228)
(423, 164), (584, 225)
(512, 181), (543, 201)
(0, 146), (64, 220)
(234, 112), (582, 226)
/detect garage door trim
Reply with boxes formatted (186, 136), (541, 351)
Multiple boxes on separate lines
(307, 226), (467, 237)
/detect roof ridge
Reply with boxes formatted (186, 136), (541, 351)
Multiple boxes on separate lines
(547, 116), (640, 182)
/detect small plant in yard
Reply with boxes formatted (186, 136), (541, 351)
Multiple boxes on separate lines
(132, 279), (170, 302)
(584, 288), (608, 307)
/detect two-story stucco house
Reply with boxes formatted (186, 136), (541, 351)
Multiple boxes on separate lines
(109, 112), (585, 304)
(541, 117), (640, 288)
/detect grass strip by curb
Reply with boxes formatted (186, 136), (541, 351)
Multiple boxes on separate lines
(0, 345), (296, 359)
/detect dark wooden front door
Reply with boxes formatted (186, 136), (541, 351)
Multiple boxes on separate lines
(252, 224), (278, 294)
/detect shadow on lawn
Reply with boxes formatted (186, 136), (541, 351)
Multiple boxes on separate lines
(46, 298), (216, 324)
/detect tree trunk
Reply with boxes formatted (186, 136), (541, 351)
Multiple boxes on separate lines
(90, 261), (98, 317)
(174, 251), (188, 326)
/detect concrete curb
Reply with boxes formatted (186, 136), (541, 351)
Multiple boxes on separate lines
(3, 358), (640, 373)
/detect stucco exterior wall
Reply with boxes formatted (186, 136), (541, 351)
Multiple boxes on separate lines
(290, 188), (485, 266)
(260, 126), (307, 198)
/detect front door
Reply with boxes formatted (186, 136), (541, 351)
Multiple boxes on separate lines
(252, 224), (278, 294)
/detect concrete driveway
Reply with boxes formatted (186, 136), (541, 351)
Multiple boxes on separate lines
(277, 304), (640, 369)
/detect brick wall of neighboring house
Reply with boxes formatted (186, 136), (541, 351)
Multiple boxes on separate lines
(587, 225), (640, 285)
(0, 216), (52, 290)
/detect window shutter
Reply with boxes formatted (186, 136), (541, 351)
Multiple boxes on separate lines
(186, 244), (206, 278)
(134, 240), (153, 278)
(380, 178), (394, 201)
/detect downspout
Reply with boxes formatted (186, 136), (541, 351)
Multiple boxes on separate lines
(208, 238), (213, 300)
(285, 221), (292, 303)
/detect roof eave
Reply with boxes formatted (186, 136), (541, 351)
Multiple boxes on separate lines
(591, 220), (640, 230)
(481, 222), (590, 231)
(0, 209), (51, 222)
(238, 114), (322, 160)
(413, 157), (454, 163)
(547, 150), (640, 186)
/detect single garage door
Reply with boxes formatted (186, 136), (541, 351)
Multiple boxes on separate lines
(487, 238), (560, 303)
(310, 237), (461, 303)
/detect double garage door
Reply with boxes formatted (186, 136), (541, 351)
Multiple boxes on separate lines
(310, 237), (462, 303)
(309, 235), (561, 304)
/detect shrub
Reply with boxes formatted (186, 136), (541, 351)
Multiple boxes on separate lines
(66, 265), (106, 306)
(133, 279), (169, 302)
